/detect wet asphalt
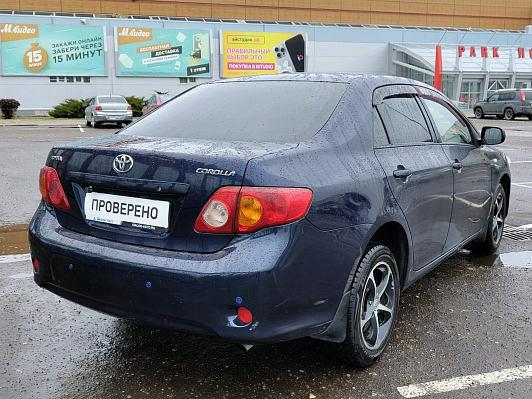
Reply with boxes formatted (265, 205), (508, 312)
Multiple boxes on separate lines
(0, 119), (531, 399)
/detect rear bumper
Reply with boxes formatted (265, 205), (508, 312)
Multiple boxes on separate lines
(29, 204), (367, 343)
(94, 112), (133, 123)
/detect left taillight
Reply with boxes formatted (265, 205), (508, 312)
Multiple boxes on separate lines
(39, 166), (70, 211)
(127, 105), (132, 111)
(194, 186), (313, 234)
(521, 90), (526, 102)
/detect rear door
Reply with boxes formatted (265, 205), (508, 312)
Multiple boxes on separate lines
(419, 95), (492, 251)
(373, 87), (453, 270)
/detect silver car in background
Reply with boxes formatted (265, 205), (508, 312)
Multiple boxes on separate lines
(85, 95), (133, 128)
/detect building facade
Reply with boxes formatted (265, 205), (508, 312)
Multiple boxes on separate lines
(2, 5), (532, 113)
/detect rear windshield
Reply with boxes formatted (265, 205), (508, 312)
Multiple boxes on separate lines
(98, 96), (127, 103)
(121, 81), (348, 143)
(160, 95), (172, 103)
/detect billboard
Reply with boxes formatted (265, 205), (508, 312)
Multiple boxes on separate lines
(221, 31), (306, 78)
(0, 23), (105, 76)
(116, 27), (211, 77)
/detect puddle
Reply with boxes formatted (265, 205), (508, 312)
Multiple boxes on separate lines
(499, 251), (532, 268)
(0, 224), (30, 256)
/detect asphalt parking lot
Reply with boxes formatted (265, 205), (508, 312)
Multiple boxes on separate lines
(0, 118), (531, 398)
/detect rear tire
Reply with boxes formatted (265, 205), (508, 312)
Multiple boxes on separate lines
(91, 115), (99, 128)
(504, 108), (515, 120)
(85, 117), (91, 127)
(469, 183), (506, 254)
(474, 108), (484, 119)
(338, 244), (400, 366)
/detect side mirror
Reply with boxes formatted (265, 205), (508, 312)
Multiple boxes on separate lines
(481, 126), (505, 145)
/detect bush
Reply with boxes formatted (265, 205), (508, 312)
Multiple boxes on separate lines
(0, 98), (21, 119)
(49, 98), (89, 118)
(124, 95), (145, 117)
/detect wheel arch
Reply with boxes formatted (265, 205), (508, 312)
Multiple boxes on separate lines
(368, 221), (409, 290)
(500, 173), (511, 218)
(311, 219), (411, 343)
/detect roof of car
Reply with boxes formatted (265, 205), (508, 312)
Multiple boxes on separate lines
(209, 73), (433, 92)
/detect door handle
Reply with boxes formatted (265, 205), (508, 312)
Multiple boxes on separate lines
(393, 169), (412, 178)
(452, 161), (463, 173)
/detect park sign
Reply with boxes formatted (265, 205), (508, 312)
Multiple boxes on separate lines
(115, 27), (211, 77)
(0, 23), (105, 76)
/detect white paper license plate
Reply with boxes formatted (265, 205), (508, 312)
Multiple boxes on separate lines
(84, 192), (170, 232)
(108, 116), (121, 120)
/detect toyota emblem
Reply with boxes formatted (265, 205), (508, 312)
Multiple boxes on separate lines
(113, 154), (134, 173)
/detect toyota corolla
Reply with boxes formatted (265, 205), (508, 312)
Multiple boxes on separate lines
(29, 74), (510, 366)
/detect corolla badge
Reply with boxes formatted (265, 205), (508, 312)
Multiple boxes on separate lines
(196, 168), (236, 177)
(113, 154), (134, 173)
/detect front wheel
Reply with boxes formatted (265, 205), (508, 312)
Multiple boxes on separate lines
(470, 183), (506, 254)
(339, 244), (400, 366)
(504, 108), (515, 120)
(474, 108), (484, 119)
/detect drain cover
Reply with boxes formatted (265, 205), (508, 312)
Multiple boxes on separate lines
(503, 225), (532, 241)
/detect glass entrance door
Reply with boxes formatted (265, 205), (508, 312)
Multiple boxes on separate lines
(459, 81), (482, 109)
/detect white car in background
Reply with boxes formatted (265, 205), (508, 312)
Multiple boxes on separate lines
(85, 95), (133, 128)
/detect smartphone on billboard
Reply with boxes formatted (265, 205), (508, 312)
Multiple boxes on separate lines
(273, 34), (305, 73)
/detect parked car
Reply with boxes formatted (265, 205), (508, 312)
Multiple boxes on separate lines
(85, 95), (133, 127)
(141, 93), (172, 115)
(30, 75), (510, 366)
(474, 88), (532, 120)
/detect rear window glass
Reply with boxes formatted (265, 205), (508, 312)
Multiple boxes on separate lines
(121, 81), (348, 143)
(160, 95), (172, 103)
(377, 96), (432, 144)
(98, 96), (126, 103)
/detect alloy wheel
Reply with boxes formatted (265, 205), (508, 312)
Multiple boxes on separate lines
(359, 260), (396, 350)
(492, 191), (504, 244)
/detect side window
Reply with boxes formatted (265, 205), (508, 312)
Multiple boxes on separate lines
(508, 92), (516, 100)
(423, 99), (473, 144)
(376, 96), (433, 144)
(499, 93), (509, 101)
(488, 94), (499, 102)
(373, 108), (389, 147)
(148, 96), (155, 104)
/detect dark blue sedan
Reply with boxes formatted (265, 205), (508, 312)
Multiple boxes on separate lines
(29, 74), (510, 366)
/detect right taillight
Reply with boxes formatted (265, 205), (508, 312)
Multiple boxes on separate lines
(194, 186), (313, 234)
(39, 166), (70, 211)
(96, 105), (102, 111)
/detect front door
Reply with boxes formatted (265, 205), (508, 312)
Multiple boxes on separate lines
(420, 97), (492, 251)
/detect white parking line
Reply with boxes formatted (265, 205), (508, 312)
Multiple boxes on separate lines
(397, 365), (532, 398)
(512, 182), (532, 188)
(78, 124), (84, 133)
(0, 253), (31, 264)
(511, 161), (532, 163)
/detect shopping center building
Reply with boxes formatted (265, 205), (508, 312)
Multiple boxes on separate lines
(2, 2), (532, 114)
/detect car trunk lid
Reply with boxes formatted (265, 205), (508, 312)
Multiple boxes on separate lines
(48, 134), (296, 253)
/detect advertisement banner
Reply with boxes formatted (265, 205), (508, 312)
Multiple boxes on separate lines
(221, 31), (306, 78)
(116, 27), (211, 77)
(0, 23), (105, 76)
